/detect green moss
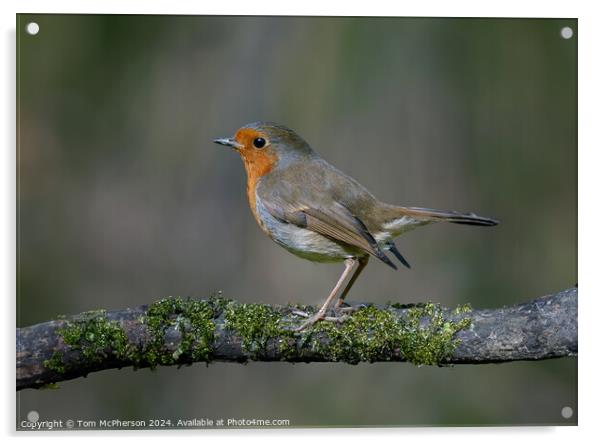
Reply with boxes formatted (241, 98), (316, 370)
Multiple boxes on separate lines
(224, 302), (296, 359)
(403, 303), (472, 365)
(45, 298), (222, 373)
(221, 300), (470, 366)
(43, 310), (131, 374)
(44, 296), (472, 374)
(306, 303), (472, 365)
(139, 297), (218, 367)
(453, 303), (472, 315)
(43, 351), (66, 374)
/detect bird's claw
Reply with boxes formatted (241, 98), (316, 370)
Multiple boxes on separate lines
(292, 312), (325, 331)
(334, 306), (359, 314)
(324, 315), (350, 322)
(291, 310), (310, 318)
(291, 307), (353, 331)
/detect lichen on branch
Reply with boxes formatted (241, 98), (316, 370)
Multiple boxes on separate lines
(44, 296), (471, 375)
(17, 287), (578, 390)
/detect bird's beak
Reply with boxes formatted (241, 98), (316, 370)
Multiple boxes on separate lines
(213, 137), (242, 150)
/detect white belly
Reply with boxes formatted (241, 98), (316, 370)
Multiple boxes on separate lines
(253, 196), (424, 263)
(255, 197), (355, 263)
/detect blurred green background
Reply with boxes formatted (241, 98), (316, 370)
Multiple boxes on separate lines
(17, 15), (577, 427)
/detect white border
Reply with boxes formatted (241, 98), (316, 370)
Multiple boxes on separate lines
(3, 1), (600, 443)
(4, 0), (585, 18)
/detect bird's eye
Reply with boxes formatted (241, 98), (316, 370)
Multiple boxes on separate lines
(253, 137), (266, 149)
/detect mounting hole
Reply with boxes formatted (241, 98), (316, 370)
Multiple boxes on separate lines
(561, 406), (573, 419)
(25, 22), (40, 35)
(560, 26), (573, 39)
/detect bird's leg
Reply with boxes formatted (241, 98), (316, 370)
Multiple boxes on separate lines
(294, 258), (359, 331)
(334, 256), (369, 312)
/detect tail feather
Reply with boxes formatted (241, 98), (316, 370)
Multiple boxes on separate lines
(403, 207), (499, 227)
(386, 241), (411, 269)
(376, 206), (497, 270)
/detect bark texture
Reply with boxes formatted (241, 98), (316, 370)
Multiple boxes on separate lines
(16, 287), (577, 391)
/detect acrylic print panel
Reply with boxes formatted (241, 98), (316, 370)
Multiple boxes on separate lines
(16, 14), (577, 429)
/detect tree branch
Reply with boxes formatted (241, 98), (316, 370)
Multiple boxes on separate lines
(16, 287), (577, 391)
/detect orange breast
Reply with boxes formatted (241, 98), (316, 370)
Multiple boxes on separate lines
(241, 149), (278, 229)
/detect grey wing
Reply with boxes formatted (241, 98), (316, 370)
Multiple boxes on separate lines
(257, 165), (396, 269)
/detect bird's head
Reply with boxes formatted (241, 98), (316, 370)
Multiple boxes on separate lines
(213, 122), (315, 172)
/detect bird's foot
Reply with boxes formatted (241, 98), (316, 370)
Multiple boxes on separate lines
(291, 307), (354, 332)
(333, 306), (358, 314)
(291, 309), (310, 318)
(334, 297), (369, 311)
(292, 311), (326, 331)
(333, 300), (369, 314)
(323, 314), (351, 322)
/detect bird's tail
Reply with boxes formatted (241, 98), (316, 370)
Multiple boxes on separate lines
(401, 206), (499, 226)
(377, 205), (498, 269)
(379, 205), (498, 239)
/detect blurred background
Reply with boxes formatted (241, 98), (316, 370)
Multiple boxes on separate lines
(17, 15), (576, 427)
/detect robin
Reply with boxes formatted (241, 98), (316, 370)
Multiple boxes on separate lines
(214, 122), (498, 330)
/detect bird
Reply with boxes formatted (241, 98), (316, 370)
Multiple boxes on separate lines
(214, 122), (498, 330)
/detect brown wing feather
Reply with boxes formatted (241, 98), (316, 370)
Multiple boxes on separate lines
(262, 198), (396, 269)
(303, 205), (375, 254)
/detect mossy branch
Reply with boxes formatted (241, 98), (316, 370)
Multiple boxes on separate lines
(16, 287), (577, 391)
